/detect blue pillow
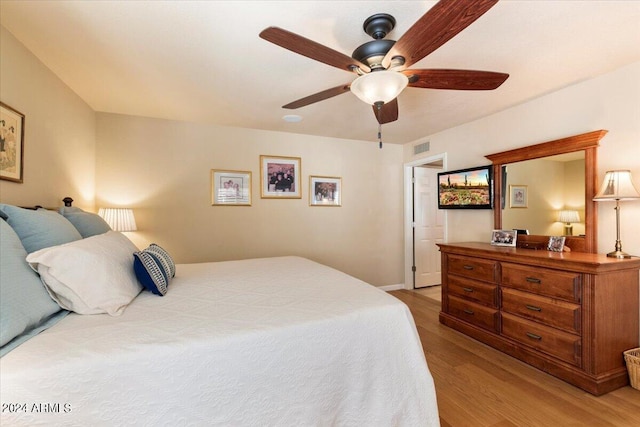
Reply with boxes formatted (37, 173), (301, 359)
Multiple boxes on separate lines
(58, 206), (112, 238)
(0, 204), (82, 253)
(0, 220), (68, 356)
(146, 243), (175, 278)
(133, 250), (171, 296)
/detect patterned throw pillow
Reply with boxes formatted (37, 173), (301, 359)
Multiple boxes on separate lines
(133, 244), (174, 296)
(146, 243), (175, 278)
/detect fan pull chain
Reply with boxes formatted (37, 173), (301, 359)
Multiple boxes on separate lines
(378, 123), (383, 149)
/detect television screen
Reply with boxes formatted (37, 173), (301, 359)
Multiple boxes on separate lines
(437, 165), (493, 209)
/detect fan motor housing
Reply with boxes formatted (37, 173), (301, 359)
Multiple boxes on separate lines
(352, 13), (398, 69)
(352, 39), (395, 69)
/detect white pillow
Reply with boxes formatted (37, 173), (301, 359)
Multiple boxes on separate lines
(26, 231), (142, 316)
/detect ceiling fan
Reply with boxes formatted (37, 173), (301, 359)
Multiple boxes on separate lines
(259, 0), (509, 130)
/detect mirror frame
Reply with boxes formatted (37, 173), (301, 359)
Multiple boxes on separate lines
(486, 130), (607, 253)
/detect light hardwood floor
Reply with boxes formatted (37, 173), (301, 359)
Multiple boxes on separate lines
(390, 289), (640, 427)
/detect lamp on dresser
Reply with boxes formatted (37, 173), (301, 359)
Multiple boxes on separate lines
(98, 207), (137, 232)
(593, 170), (640, 258)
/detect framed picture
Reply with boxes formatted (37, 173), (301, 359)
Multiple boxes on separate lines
(491, 229), (517, 247)
(0, 102), (25, 183)
(260, 155), (301, 198)
(547, 236), (566, 252)
(509, 185), (528, 208)
(309, 176), (341, 206)
(437, 165), (493, 209)
(211, 169), (251, 206)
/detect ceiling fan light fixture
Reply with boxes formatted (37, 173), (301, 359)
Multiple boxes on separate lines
(350, 70), (408, 105)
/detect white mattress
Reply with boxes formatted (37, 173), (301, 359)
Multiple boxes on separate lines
(1, 256), (439, 426)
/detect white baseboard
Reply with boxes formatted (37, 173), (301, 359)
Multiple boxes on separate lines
(378, 284), (404, 292)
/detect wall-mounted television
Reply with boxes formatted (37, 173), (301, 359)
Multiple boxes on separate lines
(437, 165), (493, 209)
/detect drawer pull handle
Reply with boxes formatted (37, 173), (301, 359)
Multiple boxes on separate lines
(526, 277), (541, 284)
(525, 304), (542, 312)
(526, 332), (542, 341)
(463, 309), (474, 315)
(463, 265), (474, 270)
(462, 287), (474, 293)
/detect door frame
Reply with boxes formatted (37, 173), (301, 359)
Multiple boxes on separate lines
(403, 153), (448, 289)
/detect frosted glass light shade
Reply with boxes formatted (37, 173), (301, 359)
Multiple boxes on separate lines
(98, 208), (137, 232)
(350, 70), (409, 105)
(558, 210), (580, 223)
(593, 170), (640, 201)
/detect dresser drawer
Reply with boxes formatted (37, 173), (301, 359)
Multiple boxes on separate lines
(501, 263), (581, 302)
(501, 288), (581, 334)
(448, 295), (499, 333)
(449, 275), (498, 308)
(448, 255), (498, 283)
(501, 312), (581, 366)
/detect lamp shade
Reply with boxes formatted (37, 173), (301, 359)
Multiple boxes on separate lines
(350, 70), (409, 105)
(98, 208), (137, 232)
(558, 210), (580, 223)
(593, 170), (640, 201)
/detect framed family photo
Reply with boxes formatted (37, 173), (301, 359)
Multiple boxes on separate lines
(490, 229), (517, 247)
(509, 184), (528, 208)
(0, 102), (25, 183)
(260, 155), (301, 198)
(547, 236), (566, 252)
(211, 169), (252, 206)
(309, 176), (341, 206)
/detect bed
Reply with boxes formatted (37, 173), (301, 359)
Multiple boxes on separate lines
(0, 202), (440, 426)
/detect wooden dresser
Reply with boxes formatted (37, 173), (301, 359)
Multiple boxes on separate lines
(438, 242), (640, 395)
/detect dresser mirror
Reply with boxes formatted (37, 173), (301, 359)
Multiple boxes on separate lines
(502, 152), (585, 236)
(486, 130), (608, 253)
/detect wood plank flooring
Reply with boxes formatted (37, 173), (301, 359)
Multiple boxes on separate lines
(389, 289), (640, 427)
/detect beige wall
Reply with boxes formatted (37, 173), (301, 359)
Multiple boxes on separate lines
(95, 113), (405, 287)
(0, 26), (95, 208)
(3, 18), (639, 289)
(405, 60), (640, 258)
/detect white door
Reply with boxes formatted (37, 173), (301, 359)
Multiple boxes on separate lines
(413, 166), (445, 288)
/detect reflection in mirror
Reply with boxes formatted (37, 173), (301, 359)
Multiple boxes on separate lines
(502, 152), (585, 236)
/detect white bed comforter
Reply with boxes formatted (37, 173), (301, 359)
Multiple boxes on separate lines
(1, 256), (439, 426)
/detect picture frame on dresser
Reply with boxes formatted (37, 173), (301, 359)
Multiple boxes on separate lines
(260, 155), (301, 199)
(547, 236), (565, 252)
(0, 102), (25, 183)
(491, 229), (517, 246)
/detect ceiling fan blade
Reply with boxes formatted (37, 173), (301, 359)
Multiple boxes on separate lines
(260, 27), (370, 73)
(404, 69), (508, 90)
(383, 0), (499, 69)
(283, 84), (351, 109)
(373, 98), (399, 124)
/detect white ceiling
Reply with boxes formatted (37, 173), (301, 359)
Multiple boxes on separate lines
(1, 1), (639, 145)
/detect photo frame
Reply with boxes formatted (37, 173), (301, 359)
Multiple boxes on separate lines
(260, 155), (301, 198)
(0, 102), (25, 183)
(309, 176), (341, 206)
(509, 185), (528, 208)
(211, 169), (251, 206)
(547, 236), (566, 252)
(437, 165), (493, 209)
(491, 229), (517, 247)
